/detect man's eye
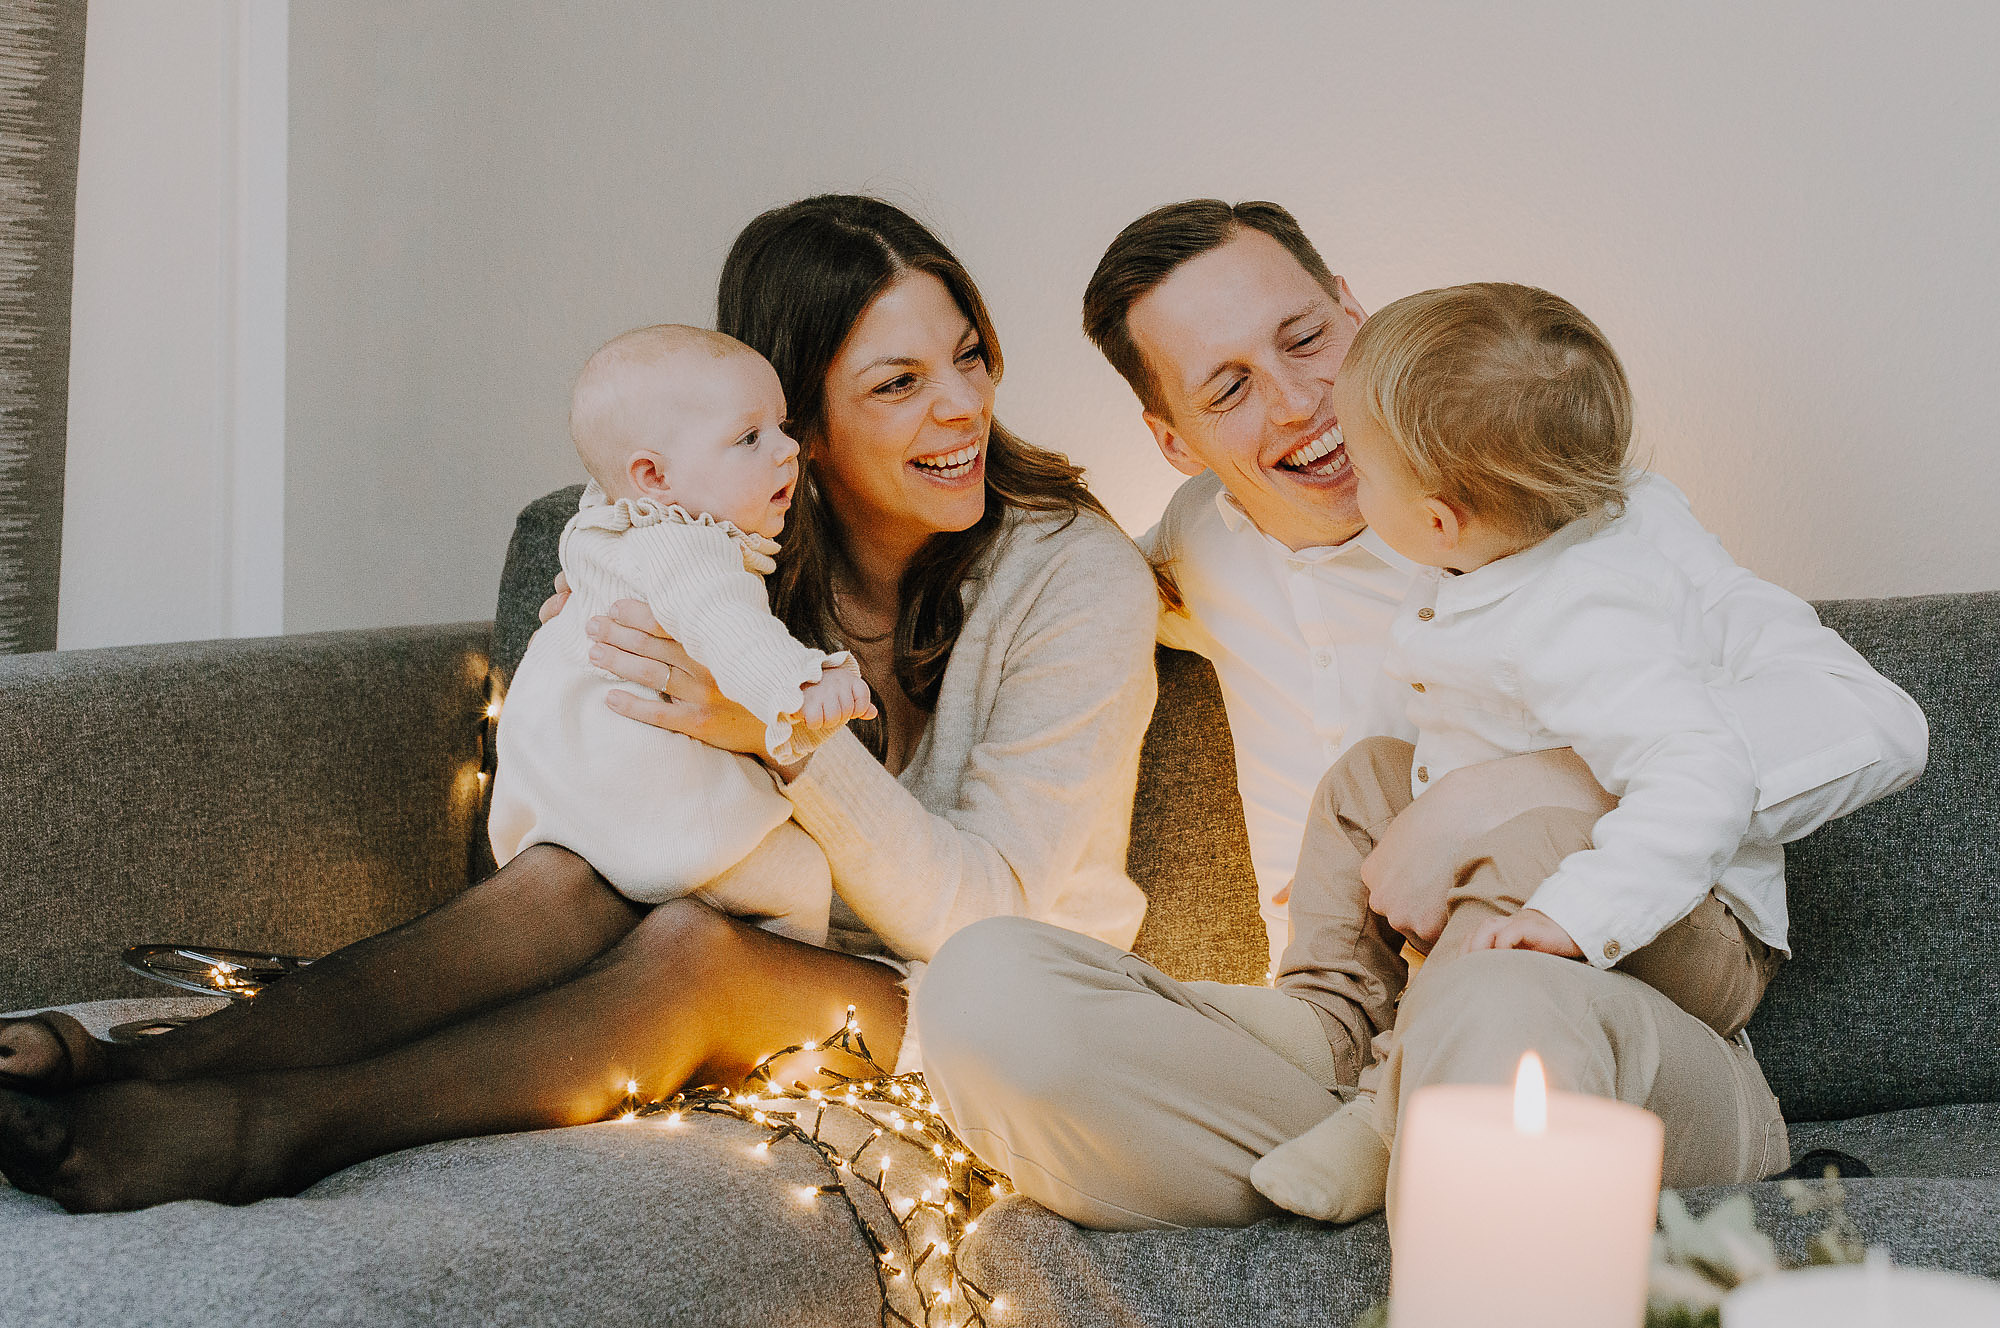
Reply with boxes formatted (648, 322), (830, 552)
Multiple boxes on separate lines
(1290, 327), (1325, 352)
(1210, 379), (1245, 410)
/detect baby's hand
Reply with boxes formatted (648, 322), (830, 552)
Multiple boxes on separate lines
(1469, 908), (1585, 960)
(797, 670), (877, 729)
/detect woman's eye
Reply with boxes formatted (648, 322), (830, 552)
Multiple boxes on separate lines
(956, 343), (985, 367)
(875, 374), (917, 396)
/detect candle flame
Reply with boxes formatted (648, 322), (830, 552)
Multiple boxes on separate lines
(1513, 1051), (1548, 1134)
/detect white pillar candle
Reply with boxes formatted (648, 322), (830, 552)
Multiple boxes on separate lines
(1389, 1052), (1665, 1328)
(1723, 1259), (2000, 1327)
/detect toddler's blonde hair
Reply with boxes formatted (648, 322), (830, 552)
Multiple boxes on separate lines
(1344, 282), (1632, 537)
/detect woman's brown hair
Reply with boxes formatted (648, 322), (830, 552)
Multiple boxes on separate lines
(717, 195), (1110, 755)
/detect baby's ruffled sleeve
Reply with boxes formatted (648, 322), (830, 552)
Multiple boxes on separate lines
(617, 521), (855, 762)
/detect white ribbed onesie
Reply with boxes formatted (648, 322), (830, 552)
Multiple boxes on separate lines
(488, 482), (858, 943)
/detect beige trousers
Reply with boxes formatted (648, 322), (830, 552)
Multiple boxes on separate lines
(913, 756), (1791, 1230)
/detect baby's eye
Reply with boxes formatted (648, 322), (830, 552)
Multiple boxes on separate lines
(736, 429), (760, 447)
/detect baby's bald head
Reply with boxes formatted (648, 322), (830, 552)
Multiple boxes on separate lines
(570, 324), (762, 498)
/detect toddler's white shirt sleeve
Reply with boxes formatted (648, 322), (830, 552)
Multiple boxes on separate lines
(1500, 561), (1759, 968)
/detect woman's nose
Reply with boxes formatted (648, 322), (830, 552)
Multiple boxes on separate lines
(932, 370), (984, 423)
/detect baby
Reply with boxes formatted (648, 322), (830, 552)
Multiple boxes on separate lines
(487, 325), (873, 943)
(1251, 283), (1836, 1222)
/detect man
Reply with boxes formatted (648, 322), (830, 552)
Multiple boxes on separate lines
(913, 200), (1927, 1230)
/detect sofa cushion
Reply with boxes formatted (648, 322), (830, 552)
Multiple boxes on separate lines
(0, 1000), (934, 1328)
(1748, 592), (2000, 1122)
(961, 1168), (2000, 1328)
(0, 624), (494, 1010)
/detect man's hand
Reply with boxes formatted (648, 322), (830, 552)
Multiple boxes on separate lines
(797, 670), (877, 729)
(1468, 908), (1586, 960)
(1362, 749), (1616, 949)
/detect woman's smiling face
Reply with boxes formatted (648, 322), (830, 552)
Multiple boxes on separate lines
(816, 270), (996, 547)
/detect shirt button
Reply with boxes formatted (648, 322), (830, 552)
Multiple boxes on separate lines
(1603, 940), (1622, 962)
(1410, 681), (1426, 693)
(1314, 650), (1332, 669)
(1417, 607), (1435, 621)
(1415, 766), (1429, 783)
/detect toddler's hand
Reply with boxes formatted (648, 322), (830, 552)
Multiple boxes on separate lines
(1469, 908), (1585, 960)
(798, 670), (877, 729)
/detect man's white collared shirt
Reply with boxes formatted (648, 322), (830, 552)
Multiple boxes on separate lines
(1143, 471), (1417, 963)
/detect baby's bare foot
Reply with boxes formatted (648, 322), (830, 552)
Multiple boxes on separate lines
(1250, 1097), (1392, 1224)
(0, 1079), (297, 1213)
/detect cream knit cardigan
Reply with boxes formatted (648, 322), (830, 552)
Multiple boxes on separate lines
(785, 505), (1157, 971)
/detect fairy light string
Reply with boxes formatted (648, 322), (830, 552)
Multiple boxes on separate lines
(617, 1005), (1012, 1328)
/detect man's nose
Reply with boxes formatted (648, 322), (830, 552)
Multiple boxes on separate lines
(1269, 368), (1317, 427)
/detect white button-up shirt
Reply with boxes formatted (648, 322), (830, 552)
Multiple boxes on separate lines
(1145, 470), (1928, 972)
(1143, 471), (1418, 962)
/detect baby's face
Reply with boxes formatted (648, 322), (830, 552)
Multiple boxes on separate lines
(625, 352), (801, 538)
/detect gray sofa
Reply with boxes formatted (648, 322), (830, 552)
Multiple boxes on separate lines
(1, 486), (1994, 1327)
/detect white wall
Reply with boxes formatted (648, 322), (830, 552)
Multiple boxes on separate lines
(60, 0), (286, 650)
(284, 2), (1994, 631)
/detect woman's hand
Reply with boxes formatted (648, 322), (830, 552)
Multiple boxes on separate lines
(587, 599), (775, 757)
(539, 572), (571, 624)
(1362, 748), (1616, 948)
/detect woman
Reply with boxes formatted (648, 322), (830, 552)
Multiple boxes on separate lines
(0, 196), (1159, 1213)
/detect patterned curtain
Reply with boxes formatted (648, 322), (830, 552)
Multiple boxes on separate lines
(0, 1), (84, 654)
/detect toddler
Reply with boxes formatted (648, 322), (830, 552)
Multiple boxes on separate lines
(488, 325), (873, 943)
(1252, 283), (1811, 1222)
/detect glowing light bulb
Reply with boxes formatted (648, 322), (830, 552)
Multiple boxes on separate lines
(1513, 1050), (1548, 1135)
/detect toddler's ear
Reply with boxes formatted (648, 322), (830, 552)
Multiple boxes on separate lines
(1420, 496), (1464, 557)
(627, 451), (671, 500)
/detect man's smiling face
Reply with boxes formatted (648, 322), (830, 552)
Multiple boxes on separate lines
(1127, 227), (1368, 551)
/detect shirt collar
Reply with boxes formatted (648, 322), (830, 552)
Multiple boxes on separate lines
(1432, 507), (1607, 614)
(1212, 482), (1419, 574)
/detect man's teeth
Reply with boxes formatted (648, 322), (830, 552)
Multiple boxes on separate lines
(912, 443), (981, 479)
(1279, 424), (1345, 472)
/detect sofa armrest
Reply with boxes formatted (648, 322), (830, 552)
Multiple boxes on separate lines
(0, 623), (494, 1009)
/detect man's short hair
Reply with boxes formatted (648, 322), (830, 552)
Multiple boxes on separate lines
(1082, 200), (1339, 418)
(1346, 282), (1633, 537)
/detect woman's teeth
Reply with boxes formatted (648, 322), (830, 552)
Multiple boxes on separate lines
(912, 443), (981, 479)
